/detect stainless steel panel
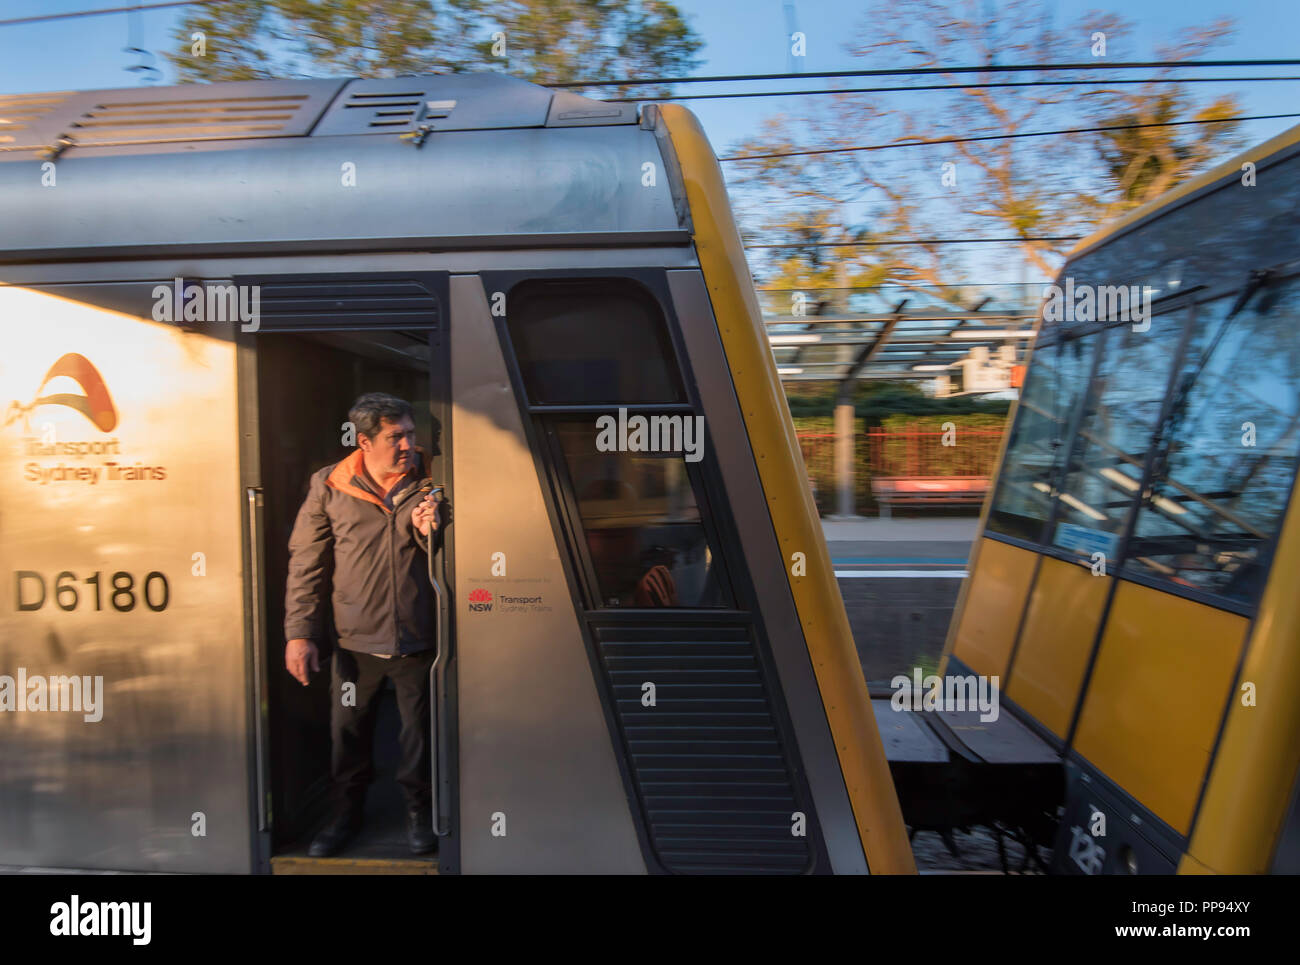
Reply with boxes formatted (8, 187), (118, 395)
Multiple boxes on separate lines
(450, 275), (644, 874)
(0, 126), (683, 260)
(0, 286), (253, 871)
(666, 269), (870, 874)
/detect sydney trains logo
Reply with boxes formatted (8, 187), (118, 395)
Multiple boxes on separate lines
(468, 588), (493, 612)
(3, 353), (118, 433)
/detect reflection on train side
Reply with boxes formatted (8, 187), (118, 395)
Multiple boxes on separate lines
(949, 128), (1300, 873)
(0, 287), (250, 872)
(556, 419), (726, 608)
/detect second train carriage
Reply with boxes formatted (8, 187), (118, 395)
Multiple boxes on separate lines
(942, 121), (1300, 875)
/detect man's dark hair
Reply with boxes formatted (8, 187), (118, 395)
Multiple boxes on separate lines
(349, 393), (414, 441)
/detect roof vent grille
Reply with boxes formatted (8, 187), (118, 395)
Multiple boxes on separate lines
(67, 93), (314, 145)
(340, 89), (427, 129)
(0, 92), (73, 149)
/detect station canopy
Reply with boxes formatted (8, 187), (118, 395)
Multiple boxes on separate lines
(757, 284), (1040, 385)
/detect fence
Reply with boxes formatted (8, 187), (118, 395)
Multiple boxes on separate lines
(867, 427), (1003, 477)
(797, 424), (1004, 516)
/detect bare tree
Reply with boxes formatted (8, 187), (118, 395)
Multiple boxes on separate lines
(727, 0), (1242, 300)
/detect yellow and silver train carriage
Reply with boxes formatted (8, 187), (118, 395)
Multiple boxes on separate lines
(0, 75), (912, 874)
(943, 121), (1300, 874)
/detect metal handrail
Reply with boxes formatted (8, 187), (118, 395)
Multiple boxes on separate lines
(246, 487), (268, 832)
(424, 488), (451, 837)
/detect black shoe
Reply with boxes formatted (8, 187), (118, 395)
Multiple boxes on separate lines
(406, 806), (437, 855)
(308, 808), (362, 858)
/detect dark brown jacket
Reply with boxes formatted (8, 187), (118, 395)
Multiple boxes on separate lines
(284, 448), (438, 656)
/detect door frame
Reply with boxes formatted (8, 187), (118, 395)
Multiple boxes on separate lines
(235, 270), (458, 872)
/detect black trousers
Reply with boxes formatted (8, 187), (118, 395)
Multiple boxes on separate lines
(329, 647), (437, 814)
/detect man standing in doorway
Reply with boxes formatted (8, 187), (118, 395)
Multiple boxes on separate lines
(283, 392), (448, 857)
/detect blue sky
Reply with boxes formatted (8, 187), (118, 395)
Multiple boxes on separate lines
(676, 0), (1300, 154)
(2, 0), (1297, 284)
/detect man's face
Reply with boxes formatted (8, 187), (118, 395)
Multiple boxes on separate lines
(360, 415), (416, 474)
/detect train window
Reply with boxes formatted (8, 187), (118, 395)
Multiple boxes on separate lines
(1062, 152), (1300, 317)
(549, 418), (730, 608)
(506, 279), (685, 405)
(987, 334), (1098, 542)
(1123, 281), (1300, 603)
(1045, 310), (1188, 559)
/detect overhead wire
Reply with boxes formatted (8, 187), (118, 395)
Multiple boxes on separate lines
(742, 236), (1081, 248)
(553, 60), (1300, 89)
(601, 74), (1300, 103)
(0, 1), (230, 27)
(718, 111), (1300, 162)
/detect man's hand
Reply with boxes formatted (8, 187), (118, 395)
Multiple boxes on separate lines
(286, 638), (320, 686)
(412, 492), (448, 537)
(635, 564), (679, 607)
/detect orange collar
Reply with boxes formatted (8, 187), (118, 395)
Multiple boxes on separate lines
(326, 448), (427, 513)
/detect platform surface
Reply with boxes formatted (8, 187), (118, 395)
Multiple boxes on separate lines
(271, 854), (437, 875)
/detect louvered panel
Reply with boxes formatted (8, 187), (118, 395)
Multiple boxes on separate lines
(646, 796), (799, 809)
(629, 749), (780, 764)
(658, 842), (807, 855)
(640, 780), (791, 792)
(612, 668), (760, 684)
(604, 626), (750, 642)
(614, 700), (773, 715)
(621, 711), (775, 724)
(322, 88), (427, 133)
(604, 637), (753, 654)
(657, 853), (808, 871)
(593, 623), (813, 874)
(63, 85), (336, 146)
(238, 277), (440, 331)
(312, 75), (552, 135)
(0, 92), (73, 149)
(613, 684), (768, 700)
(626, 726), (780, 741)
(607, 653), (758, 666)
(657, 847), (809, 859)
(0, 81), (341, 153)
(637, 763), (789, 775)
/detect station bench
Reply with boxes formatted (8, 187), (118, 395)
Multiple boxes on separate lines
(871, 476), (989, 517)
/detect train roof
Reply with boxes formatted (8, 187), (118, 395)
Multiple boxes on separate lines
(0, 74), (688, 262)
(1066, 119), (1300, 262)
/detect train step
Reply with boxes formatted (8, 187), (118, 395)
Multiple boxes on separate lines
(270, 854), (438, 875)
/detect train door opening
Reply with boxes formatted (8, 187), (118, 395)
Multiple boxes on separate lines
(253, 329), (446, 869)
